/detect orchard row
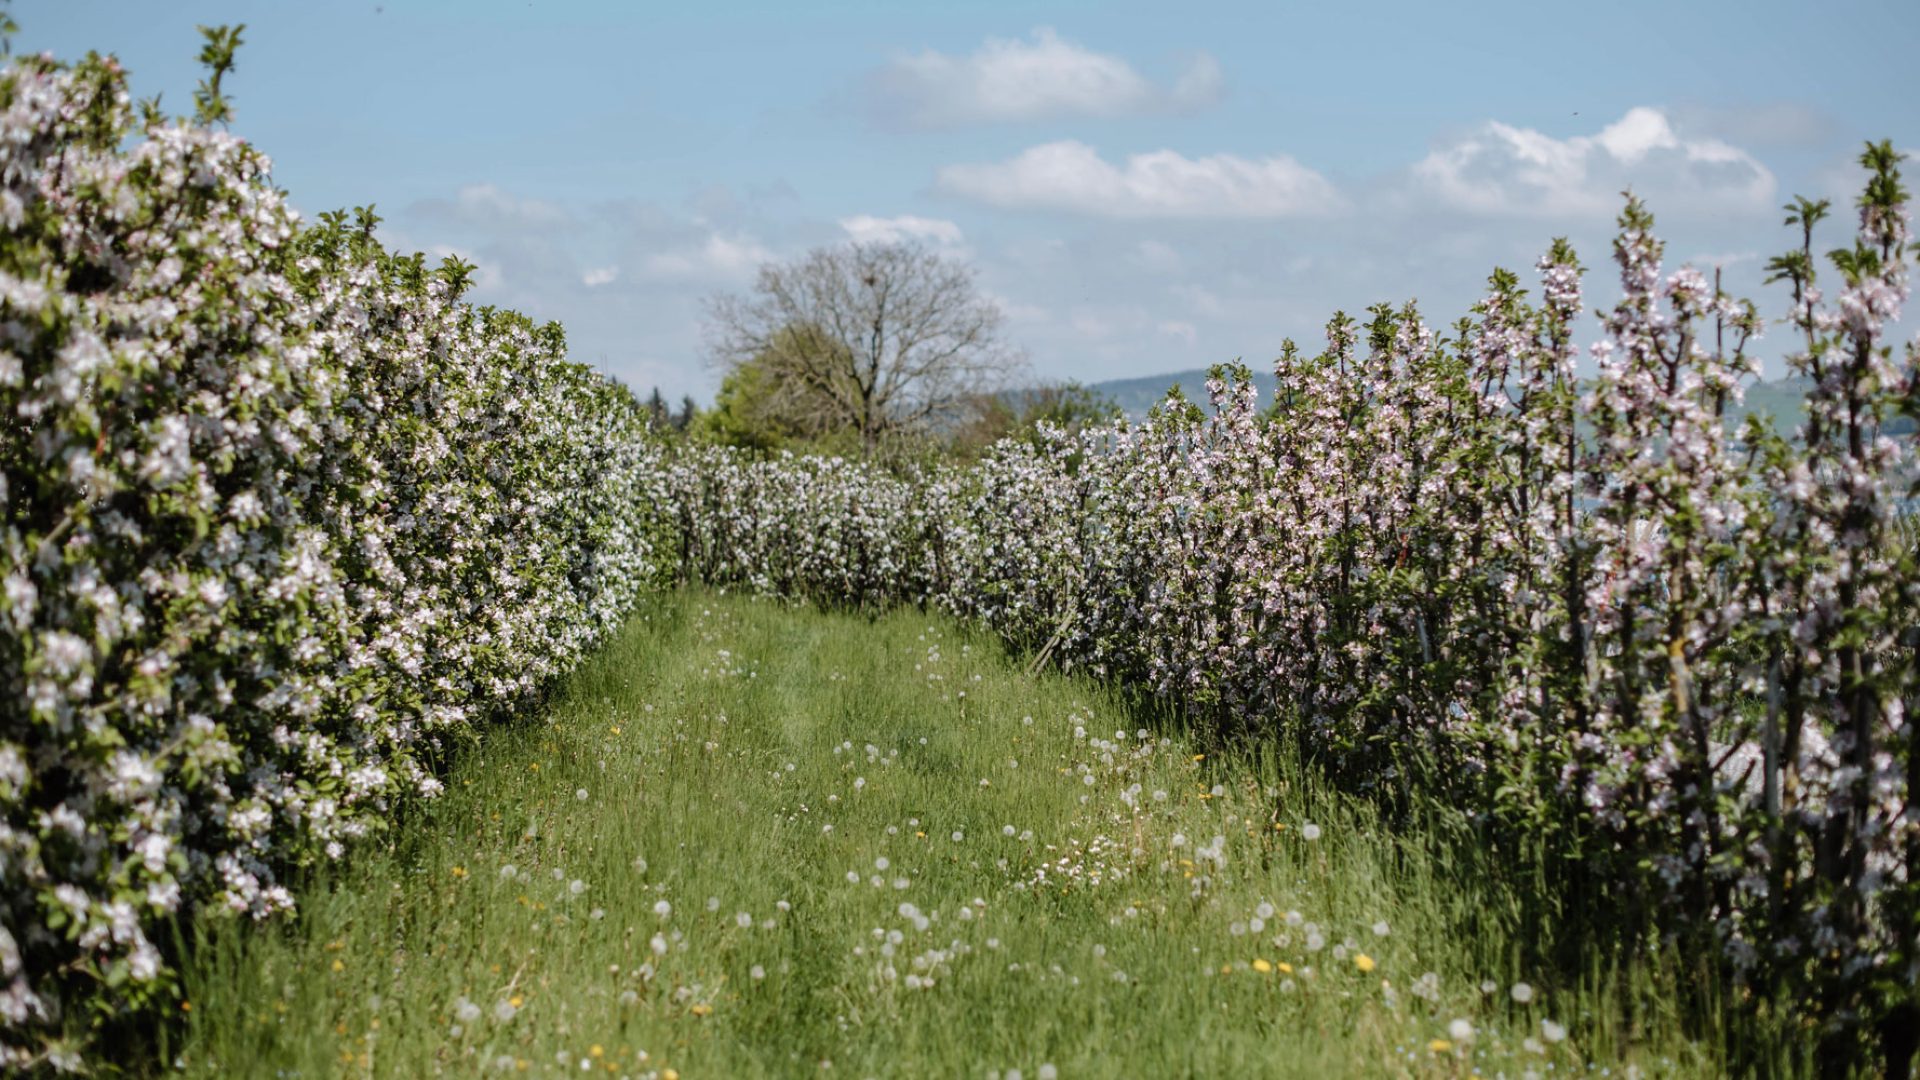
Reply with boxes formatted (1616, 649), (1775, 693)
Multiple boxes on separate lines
(668, 147), (1917, 1069)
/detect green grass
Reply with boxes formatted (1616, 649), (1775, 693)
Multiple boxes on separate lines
(159, 590), (1733, 1079)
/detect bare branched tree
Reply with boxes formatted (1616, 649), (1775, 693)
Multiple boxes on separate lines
(704, 241), (1024, 450)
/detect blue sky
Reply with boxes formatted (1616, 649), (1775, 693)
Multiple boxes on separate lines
(17, 0), (1920, 398)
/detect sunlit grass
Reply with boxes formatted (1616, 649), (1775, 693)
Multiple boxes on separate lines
(160, 590), (1737, 1078)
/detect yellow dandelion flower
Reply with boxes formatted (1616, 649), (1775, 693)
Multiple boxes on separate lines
(1192, 754), (1206, 761)
(1252, 959), (1273, 973)
(509, 995), (524, 1008)
(1428, 1039), (1453, 1053)
(451, 866), (468, 878)
(1277, 962), (1293, 974)
(690, 1003), (712, 1017)
(529, 763), (539, 771)
(1354, 953), (1375, 972)
(330, 958), (344, 973)
(589, 1045), (604, 1058)
(663, 1070), (680, 1080)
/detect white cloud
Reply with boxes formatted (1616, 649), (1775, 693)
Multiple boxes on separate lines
(640, 234), (774, 282)
(936, 140), (1342, 219)
(421, 183), (570, 229)
(1410, 106), (1775, 218)
(1684, 251), (1760, 270)
(1157, 320), (1198, 344)
(982, 289), (1049, 324)
(1070, 312), (1115, 339)
(838, 214), (966, 249)
(581, 265), (619, 287)
(870, 27), (1222, 128)
(1130, 240), (1184, 273)
(1171, 283), (1225, 317)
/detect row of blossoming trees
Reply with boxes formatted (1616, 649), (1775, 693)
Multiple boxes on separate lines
(0, 51), (671, 1069)
(666, 150), (1919, 1069)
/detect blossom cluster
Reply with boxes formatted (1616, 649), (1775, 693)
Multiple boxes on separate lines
(0, 54), (666, 1067)
(667, 148), (1917, 1061)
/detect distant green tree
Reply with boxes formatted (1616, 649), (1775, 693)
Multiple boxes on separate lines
(704, 241), (1023, 453)
(949, 380), (1120, 458)
(644, 386), (670, 430)
(694, 327), (862, 454)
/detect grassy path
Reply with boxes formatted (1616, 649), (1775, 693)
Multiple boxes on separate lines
(166, 592), (1708, 1078)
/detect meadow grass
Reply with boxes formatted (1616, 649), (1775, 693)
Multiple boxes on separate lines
(157, 590), (1739, 1078)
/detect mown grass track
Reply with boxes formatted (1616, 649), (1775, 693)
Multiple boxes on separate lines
(163, 591), (1727, 1078)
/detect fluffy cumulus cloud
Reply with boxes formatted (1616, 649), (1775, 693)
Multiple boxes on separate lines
(639, 233), (774, 283)
(869, 27), (1222, 129)
(935, 140), (1343, 219)
(839, 214), (966, 249)
(410, 183), (570, 230)
(1409, 106), (1776, 218)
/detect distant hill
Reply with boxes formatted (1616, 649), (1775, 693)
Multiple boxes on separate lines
(1090, 368), (1841, 439)
(1089, 368), (1278, 420)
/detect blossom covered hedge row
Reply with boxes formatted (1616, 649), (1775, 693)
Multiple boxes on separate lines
(670, 152), (1919, 1066)
(0, 54), (667, 1068)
